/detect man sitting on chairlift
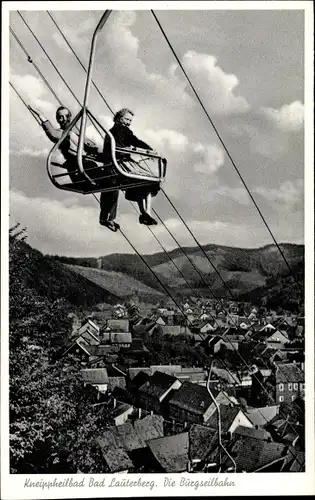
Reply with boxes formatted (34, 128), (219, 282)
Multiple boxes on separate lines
(33, 105), (99, 184)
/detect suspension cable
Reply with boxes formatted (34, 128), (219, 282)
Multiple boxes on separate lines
(16, 11), (104, 139)
(10, 27), (64, 107)
(151, 10), (303, 296)
(46, 10), (114, 115)
(11, 79), (304, 464)
(129, 202), (204, 305)
(160, 190), (238, 300)
(10, 17), (304, 429)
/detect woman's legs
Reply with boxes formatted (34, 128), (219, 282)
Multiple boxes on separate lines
(138, 193), (157, 225)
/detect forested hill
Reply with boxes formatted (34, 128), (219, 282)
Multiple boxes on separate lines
(10, 236), (120, 307)
(51, 243), (304, 306)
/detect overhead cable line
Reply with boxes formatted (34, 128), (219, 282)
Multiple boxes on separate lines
(159, 192), (237, 301)
(10, 27), (64, 108)
(46, 10), (114, 115)
(10, 17), (304, 423)
(11, 79), (304, 464)
(43, 9), (239, 306)
(129, 203), (204, 305)
(16, 11), (104, 139)
(151, 10), (303, 296)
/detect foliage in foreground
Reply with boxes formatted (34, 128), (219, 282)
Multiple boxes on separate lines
(9, 226), (109, 473)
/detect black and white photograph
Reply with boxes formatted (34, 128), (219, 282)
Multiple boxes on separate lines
(1, 1), (314, 498)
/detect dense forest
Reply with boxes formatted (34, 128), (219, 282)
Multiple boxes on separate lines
(9, 226), (109, 473)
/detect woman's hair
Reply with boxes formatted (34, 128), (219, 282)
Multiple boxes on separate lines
(56, 106), (72, 119)
(114, 108), (134, 123)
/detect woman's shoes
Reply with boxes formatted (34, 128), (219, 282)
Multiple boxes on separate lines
(139, 213), (158, 226)
(99, 219), (120, 232)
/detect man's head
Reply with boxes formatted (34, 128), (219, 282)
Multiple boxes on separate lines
(114, 108), (134, 128)
(56, 106), (72, 129)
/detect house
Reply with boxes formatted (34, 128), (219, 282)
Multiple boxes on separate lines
(265, 330), (290, 350)
(108, 376), (126, 393)
(155, 316), (166, 326)
(200, 322), (216, 334)
(275, 363), (305, 403)
(188, 424), (219, 463)
(176, 367), (208, 386)
(234, 425), (272, 442)
(77, 318), (100, 339)
(96, 421), (146, 454)
(280, 447), (305, 472)
(138, 371), (182, 413)
(245, 405), (279, 428)
(168, 382), (215, 425)
(147, 433), (189, 472)
(206, 404), (253, 436)
(106, 318), (130, 332)
(101, 448), (134, 473)
(133, 414), (164, 442)
(110, 403), (134, 426)
(211, 367), (241, 386)
(80, 368), (109, 395)
(102, 332), (132, 347)
(222, 435), (287, 472)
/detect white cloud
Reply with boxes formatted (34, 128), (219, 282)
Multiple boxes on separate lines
(10, 72), (55, 115)
(261, 101), (304, 132)
(254, 179), (303, 207)
(181, 50), (250, 115)
(143, 128), (224, 175)
(192, 143), (224, 174)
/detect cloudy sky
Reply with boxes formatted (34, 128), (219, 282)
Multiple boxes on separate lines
(8, 5), (306, 257)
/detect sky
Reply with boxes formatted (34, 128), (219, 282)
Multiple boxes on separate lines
(7, 5), (306, 257)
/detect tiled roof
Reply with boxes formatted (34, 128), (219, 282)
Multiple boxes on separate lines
(107, 318), (130, 332)
(97, 422), (146, 452)
(234, 425), (272, 441)
(168, 382), (214, 415)
(134, 415), (164, 442)
(206, 405), (244, 433)
(147, 433), (189, 472)
(128, 368), (152, 380)
(139, 371), (177, 399)
(223, 435), (287, 472)
(189, 424), (219, 461)
(111, 403), (133, 419)
(128, 371), (151, 391)
(108, 376), (126, 392)
(85, 345), (116, 356)
(246, 406), (279, 428)
(102, 447), (134, 472)
(80, 368), (108, 385)
(281, 447), (305, 472)
(276, 363), (304, 383)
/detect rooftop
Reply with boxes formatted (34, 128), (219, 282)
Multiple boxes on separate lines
(168, 382), (214, 415)
(147, 433), (189, 472)
(276, 363), (304, 383)
(80, 368), (108, 385)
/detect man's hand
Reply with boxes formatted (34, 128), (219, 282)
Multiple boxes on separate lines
(28, 106), (47, 124)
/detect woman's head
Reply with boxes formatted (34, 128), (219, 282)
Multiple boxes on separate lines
(114, 108), (134, 128)
(56, 106), (72, 129)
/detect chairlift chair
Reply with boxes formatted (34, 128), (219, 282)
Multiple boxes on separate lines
(46, 10), (167, 195)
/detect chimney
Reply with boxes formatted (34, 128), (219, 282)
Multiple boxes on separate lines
(138, 407), (142, 419)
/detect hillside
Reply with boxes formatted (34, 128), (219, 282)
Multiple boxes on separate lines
(65, 264), (165, 301)
(50, 242), (304, 308)
(12, 239), (120, 307)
